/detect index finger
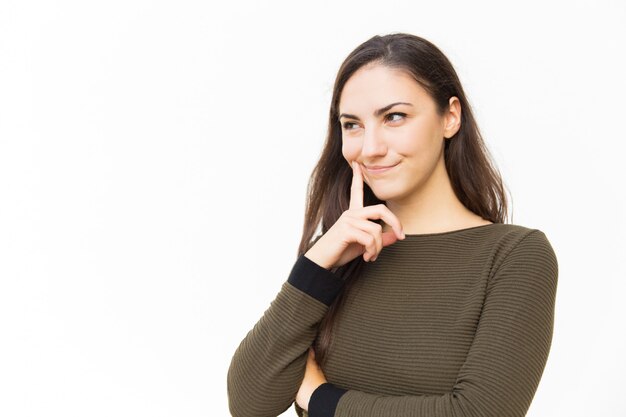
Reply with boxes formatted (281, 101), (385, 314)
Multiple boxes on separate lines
(349, 160), (364, 210)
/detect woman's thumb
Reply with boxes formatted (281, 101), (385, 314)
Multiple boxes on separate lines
(381, 230), (399, 247)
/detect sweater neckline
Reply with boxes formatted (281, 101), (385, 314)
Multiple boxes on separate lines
(400, 223), (497, 238)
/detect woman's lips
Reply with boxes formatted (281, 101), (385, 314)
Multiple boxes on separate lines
(364, 162), (400, 174)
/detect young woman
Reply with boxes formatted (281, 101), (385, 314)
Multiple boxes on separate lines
(227, 33), (558, 417)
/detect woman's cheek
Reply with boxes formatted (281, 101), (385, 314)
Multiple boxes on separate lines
(342, 141), (360, 161)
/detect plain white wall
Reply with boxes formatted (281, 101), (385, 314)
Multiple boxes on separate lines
(1, 1), (624, 416)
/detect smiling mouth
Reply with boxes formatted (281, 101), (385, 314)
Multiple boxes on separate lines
(364, 162), (400, 174)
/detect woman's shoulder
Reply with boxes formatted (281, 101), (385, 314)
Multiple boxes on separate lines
(488, 223), (554, 247)
(487, 223), (558, 277)
(436, 222), (554, 253)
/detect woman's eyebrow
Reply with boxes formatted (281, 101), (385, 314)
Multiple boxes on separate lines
(338, 102), (413, 121)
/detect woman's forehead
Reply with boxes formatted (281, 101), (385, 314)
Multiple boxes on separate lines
(339, 66), (431, 115)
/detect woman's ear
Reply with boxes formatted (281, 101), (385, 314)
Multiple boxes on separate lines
(443, 96), (462, 139)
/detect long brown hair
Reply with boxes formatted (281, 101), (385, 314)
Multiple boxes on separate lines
(296, 33), (511, 367)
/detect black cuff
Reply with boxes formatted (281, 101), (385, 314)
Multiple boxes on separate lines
(308, 382), (348, 417)
(287, 255), (344, 306)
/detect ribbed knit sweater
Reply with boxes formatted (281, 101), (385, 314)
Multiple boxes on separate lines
(227, 223), (558, 417)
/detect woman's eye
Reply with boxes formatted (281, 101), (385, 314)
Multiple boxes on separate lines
(342, 112), (406, 131)
(386, 112), (406, 122)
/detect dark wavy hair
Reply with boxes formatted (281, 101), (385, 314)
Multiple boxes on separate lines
(296, 33), (511, 367)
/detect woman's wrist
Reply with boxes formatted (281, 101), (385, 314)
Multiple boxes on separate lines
(304, 248), (332, 270)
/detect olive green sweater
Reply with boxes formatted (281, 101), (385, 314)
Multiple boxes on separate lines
(227, 223), (558, 417)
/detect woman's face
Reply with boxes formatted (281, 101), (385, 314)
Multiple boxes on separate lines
(338, 63), (460, 204)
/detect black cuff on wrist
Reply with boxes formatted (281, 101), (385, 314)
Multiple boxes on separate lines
(287, 255), (344, 306)
(308, 382), (348, 417)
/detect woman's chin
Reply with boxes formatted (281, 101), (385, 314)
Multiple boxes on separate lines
(370, 187), (398, 202)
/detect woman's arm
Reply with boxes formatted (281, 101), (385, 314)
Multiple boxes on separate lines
(227, 253), (345, 417)
(307, 229), (559, 417)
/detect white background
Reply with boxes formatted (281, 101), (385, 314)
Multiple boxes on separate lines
(1, 1), (624, 416)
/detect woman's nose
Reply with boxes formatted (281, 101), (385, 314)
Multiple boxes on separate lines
(361, 126), (387, 157)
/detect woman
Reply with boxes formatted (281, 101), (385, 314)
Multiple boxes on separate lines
(227, 33), (558, 417)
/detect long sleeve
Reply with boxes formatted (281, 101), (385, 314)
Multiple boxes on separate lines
(308, 229), (559, 417)
(227, 254), (346, 417)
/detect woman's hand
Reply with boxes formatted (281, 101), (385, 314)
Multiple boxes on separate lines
(295, 348), (328, 411)
(304, 160), (405, 270)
